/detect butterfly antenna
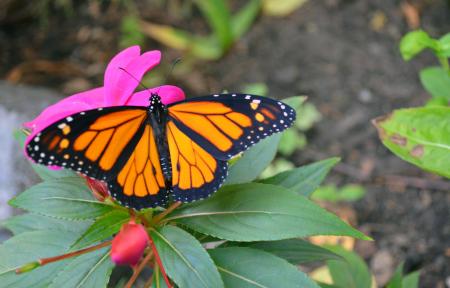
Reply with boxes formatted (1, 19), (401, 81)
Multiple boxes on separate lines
(155, 57), (182, 95)
(118, 67), (151, 92)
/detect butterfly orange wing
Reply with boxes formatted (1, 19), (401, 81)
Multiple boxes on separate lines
(26, 107), (148, 181)
(167, 94), (296, 160)
(107, 124), (169, 209)
(166, 121), (227, 202)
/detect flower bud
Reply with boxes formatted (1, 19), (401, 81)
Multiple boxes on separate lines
(84, 176), (109, 202)
(111, 221), (149, 266)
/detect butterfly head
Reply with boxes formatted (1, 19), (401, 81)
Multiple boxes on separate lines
(148, 92), (166, 112)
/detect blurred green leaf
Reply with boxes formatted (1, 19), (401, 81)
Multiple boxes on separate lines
(231, 0), (262, 40)
(325, 245), (373, 288)
(419, 67), (450, 99)
(151, 226), (223, 288)
(9, 177), (114, 220)
(386, 262), (420, 288)
(226, 134), (282, 184)
(120, 15), (145, 48)
(262, 0), (308, 17)
(140, 21), (222, 60)
(168, 183), (369, 241)
(439, 33), (450, 57)
(48, 247), (113, 288)
(373, 107), (450, 178)
(259, 157), (340, 197)
(283, 96), (307, 110)
(260, 158), (295, 178)
(194, 0), (233, 50)
(386, 263), (404, 288)
(1, 214), (91, 235)
(209, 247), (319, 288)
(278, 129), (307, 156)
(296, 102), (322, 131)
(72, 210), (129, 249)
(402, 271), (420, 288)
(399, 30), (438, 61)
(242, 82), (268, 96)
(311, 184), (366, 203)
(244, 239), (342, 264)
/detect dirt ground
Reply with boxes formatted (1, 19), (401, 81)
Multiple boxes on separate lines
(1, 0), (449, 287)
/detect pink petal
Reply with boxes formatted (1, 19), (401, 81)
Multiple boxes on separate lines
(104, 46), (141, 106)
(126, 85), (186, 106)
(105, 50), (161, 106)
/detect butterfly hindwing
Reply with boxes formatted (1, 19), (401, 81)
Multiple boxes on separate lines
(167, 121), (228, 202)
(26, 106), (148, 181)
(167, 93), (296, 160)
(107, 123), (170, 209)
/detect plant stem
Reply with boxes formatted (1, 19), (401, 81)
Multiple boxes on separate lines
(150, 201), (181, 225)
(125, 251), (154, 288)
(149, 236), (172, 288)
(16, 240), (112, 274)
(143, 269), (155, 288)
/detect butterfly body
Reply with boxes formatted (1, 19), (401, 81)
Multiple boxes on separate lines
(26, 93), (296, 210)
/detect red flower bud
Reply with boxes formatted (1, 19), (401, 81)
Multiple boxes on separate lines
(111, 221), (149, 266)
(83, 176), (109, 201)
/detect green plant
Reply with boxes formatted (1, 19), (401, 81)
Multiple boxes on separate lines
(373, 30), (450, 178)
(311, 246), (420, 288)
(0, 97), (370, 287)
(140, 0), (262, 60)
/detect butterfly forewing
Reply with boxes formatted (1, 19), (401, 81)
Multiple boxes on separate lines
(167, 93), (296, 160)
(26, 106), (148, 181)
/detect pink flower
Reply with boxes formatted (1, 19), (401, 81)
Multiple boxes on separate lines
(111, 221), (149, 266)
(24, 46), (185, 157)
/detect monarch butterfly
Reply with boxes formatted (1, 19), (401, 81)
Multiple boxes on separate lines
(26, 93), (296, 210)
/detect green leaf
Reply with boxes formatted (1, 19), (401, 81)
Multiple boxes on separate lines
(48, 247), (114, 288)
(259, 157), (340, 197)
(402, 271), (420, 288)
(9, 177), (114, 220)
(194, 0), (233, 50)
(262, 0), (308, 16)
(226, 134), (282, 184)
(168, 183), (369, 241)
(242, 82), (268, 96)
(278, 129), (306, 156)
(231, 0), (262, 40)
(311, 184), (366, 203)
(325, 245), (373, 288)
(1, 213), (91, 235)
(439, 33), (450, 57)
(72, 210), (129, 249)
(209, 247), (319, 288)
(120, 15), (145, 48)
(399, 30), (438, 61)
(244, 239), (342, 264)
(386, 263), (420, 288)
(140, 22), (222, 60)
(419, 67), (450, 99)
(373, 107), (450, 178)
(295, 102), (322, 131)
(31, 164), (77, 181)
(386, 263), (404, 288)
(151, 226), (224, 288)
(0, 230), (80, 288)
